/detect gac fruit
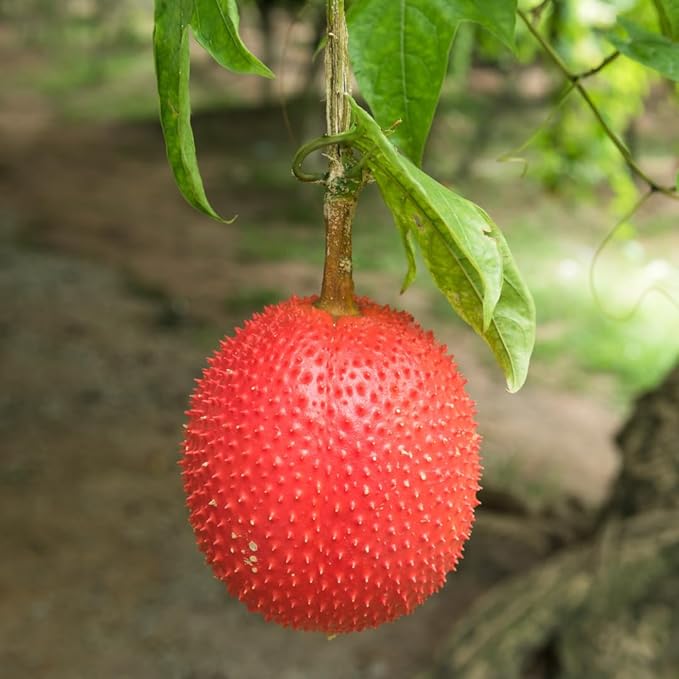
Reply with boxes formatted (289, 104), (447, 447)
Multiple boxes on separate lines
(182, 296), (481, 633)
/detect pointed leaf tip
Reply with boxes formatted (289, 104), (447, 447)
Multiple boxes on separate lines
(192, 0), (274, 79)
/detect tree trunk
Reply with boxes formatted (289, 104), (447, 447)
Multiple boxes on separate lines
(421, 363), (679, 679)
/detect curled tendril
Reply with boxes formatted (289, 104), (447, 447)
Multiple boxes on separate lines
(291, 129), (360, 182)
(497, 83), (575, 176)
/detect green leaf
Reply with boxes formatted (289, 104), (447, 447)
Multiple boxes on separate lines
(349, 100), (535, 391)
(347, 0), (516, 164)
(607, 19), (679, 81)
(406, 163), (503, 333)
(154, 0), (224, 219)
(652, 0), (679, 41)
(191, 0), (274, 78)
(153, 0), (272, 221)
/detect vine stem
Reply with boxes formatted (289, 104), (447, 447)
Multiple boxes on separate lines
(518, 8), (678, 200)
(317, 0), (361, 316)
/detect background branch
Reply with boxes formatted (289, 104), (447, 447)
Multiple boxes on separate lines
(518, 8), (678, 200)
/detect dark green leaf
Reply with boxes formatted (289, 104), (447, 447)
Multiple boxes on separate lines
(192, 0), (274, 78)
(154, 0), (226, 220)
(652, 0), (679, 41)
(607, 19), (679, 81)
(347, 0), (516, 164)
(154, 0), (273, 221)
(349, 100), (535, 391)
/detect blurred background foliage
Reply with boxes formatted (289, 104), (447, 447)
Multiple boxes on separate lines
(1, 0), (677, 403)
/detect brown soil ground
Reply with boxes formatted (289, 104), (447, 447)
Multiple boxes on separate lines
(0, 102), (621, 678)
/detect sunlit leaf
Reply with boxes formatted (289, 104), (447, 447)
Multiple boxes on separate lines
(349, 100), (535, 391)
(607, 19), (679, 81)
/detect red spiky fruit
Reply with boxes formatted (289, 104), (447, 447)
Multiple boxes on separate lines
(182, 296), (481, 634)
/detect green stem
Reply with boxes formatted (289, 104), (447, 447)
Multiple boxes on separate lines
(574, 51), (620, 79)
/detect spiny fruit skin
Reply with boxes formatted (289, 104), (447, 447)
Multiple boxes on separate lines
(182, 296), (481, 634)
